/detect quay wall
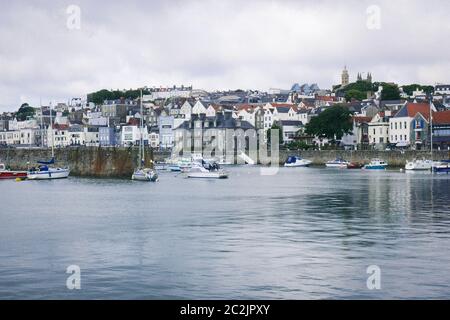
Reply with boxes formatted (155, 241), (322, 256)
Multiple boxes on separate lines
(1, 147), (449, 177)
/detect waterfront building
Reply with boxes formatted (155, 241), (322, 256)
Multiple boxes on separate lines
(48, 124), (70, 148)
(179, 101), (193, 120)
(158, 115), (175, 149)
(432, 110), (450, 149)
(278, 120), (304, 143)
(69, 124), (85, 145)
(99, 127), (118, 146)
(435, 84), (450, 95)
(389, 102), (435, 149)
(192, 100), (207, 115)
(368, 111), (392, 149)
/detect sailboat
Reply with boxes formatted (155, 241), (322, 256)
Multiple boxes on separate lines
(132, 90), (158, 182)
(27, 104), (70, 180)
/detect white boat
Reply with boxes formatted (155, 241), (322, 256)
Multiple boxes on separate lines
(186, 163), (229, 179)
(326, 158), (350, 168)
(27, 164), (70, 180)
(405, 159), (433, 171)
(363, 159), (388, 170)
(284, 156), (312, 167)
(433, 160), (450, 174)
(131, 89), (158, 182)
(132, 168), (158, 181)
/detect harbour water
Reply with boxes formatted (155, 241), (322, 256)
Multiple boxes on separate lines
(0, 166), (449, 299)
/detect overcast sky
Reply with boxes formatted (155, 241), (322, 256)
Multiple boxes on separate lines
(0, 0), (449, 111)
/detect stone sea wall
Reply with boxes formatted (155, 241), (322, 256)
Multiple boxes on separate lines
(1, 147), (448, 177)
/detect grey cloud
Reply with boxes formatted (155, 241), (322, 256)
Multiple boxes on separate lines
(0, 0), (449, 111)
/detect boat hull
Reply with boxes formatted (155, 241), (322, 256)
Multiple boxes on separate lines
(284, 160), (312, 167)
(187, 172), (229, 179)
(363, 165), (387, 170)
(326, 163), (349, 168)
(0, 171), (28, 180)
(132, 169), (158, 182)
(405, 161), (433, 171)
(27, 168), (70, 180)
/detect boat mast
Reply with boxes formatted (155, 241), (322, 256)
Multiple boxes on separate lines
(40, 99), (44, 148)
(430, 95), (433, 160)
(140, 89), (144, 168)
(50, 102), (54, 159)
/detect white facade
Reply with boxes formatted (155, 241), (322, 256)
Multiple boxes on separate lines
(180, 101), (192, 120)
(368, 114), (390, 145)
(389, 117), (411, 145)
(0, 131), (20, 145)
(192, 100), (207, 115)
(121, 126), (148, 146)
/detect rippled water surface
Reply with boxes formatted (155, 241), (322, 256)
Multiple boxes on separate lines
(0, 167), (449, 299)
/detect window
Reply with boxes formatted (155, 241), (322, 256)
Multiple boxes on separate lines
(404, 122), (407, 129)
(404, 135), (407, 140)
(395, 123), (397, 130)
(399, 122), (402, 129)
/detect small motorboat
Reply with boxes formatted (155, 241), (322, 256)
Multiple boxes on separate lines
(363, 159), (388, 170)
(186, 162), (229, 179)
(325, 158), (350, 168)
(433, 160), (450, 174)
(405, 159), (433, 171)
(0, 163), (27, 180)
(347, 162), (364, 169)
(284, 156), (312, 167)
(132, 168), (158, 181)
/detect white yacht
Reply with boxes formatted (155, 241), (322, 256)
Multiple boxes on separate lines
(284, 156), (312, 167)
(363, 159), (388, 170)
(325, 158), (350, 168)
(186, 162), (229, 179)
(27, 158), (70, 180)
(405, 159), (433, 171)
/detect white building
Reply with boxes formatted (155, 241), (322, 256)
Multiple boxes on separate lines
(389, 102), (435, 148)
(368, 111), (391, 147)
(120, 125), (149, 146)
(192, 100), (207, 115)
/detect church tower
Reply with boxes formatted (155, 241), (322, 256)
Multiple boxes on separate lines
(341, 66), (349, 86)
(367, 72), (372, 83)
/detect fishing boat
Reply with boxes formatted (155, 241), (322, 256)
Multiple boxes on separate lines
(405, 159), (433, 171)
(0, 163), (27, 180)
(433, 160), (450, 173)
(325, 158), (350, 168)
(347, 162), (364, 169)
(363, 159), (388, 170)
(131, 89), (158, 182)
(186, 161), (229, 179)
(284, 156), (312, 167)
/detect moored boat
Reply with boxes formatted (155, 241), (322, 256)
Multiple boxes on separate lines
(347, 162), (364, 169)
(0, 163), (27, 180)
(363, 159), (388, 170)
(433, 160), (450, 173)
(27, 162), (70, 180)
(325, 158), (350, 168)
(131, 89), (158, 182)
(405, 159), (433, 171)
(284, 156), (312, 167)
(186, 162), (229, 179)
(132, 167), (158, 181)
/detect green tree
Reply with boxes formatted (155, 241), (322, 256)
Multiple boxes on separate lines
(401, 84), (434, 96)
(305, 105), (353, 141)
(379, 83), (401, 100)
(345, 89), (366, 102)
(16, 103), (36, 121)
(267, 123), (283, 146)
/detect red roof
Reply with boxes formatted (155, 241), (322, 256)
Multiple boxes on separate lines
(315, 96), (336, 102)
(406, 102), (431, 120)
(433, 110), (450, 125)
(127, 118), (140, 126)
(353, 116), (372, 123)
(270, 103), (296, 108)
(53, 124), (69, 130)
